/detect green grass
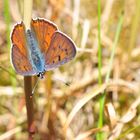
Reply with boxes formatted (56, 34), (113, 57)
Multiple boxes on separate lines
(97, 0), (102, 85)
(128, 0), (140, 58)
(4, 0), (16, 86)
(96, 2), (124, 139)
(96, 0), (103, 139)
(4, 0), (10, 49)
(117, 124), (140, 139)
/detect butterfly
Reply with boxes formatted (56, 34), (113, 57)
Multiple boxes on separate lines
(11, 18), (76, 79)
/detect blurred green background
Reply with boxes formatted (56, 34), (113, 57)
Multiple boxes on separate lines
(0, 0), (140, 140)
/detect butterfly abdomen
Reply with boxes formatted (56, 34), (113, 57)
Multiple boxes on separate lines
(26, 29), (45, 73)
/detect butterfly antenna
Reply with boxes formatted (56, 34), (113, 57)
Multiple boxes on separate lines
(30, 78), (40, 98)
(53, 77), (71, 86)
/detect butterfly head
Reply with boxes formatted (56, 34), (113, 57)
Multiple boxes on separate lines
(37, 71), (45, 79)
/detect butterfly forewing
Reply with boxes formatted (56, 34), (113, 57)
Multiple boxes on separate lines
(45, 31), (76, 71)
(11, 22), (27, 56)
(31, 18), (58, 54)
(11, 23), (35, 75)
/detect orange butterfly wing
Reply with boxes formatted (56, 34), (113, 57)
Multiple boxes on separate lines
(45, 31), (76, 71)
(31, 18), (58, 53)
(11, 22), (35, 75)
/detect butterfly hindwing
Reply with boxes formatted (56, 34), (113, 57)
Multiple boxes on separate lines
(11, 22), (35, 75)
(31, 18), (58, 54)
(45, 31), (76, 71)
(11, 45), (36, 75)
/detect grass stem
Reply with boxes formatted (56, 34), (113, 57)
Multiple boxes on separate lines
(96, 0), (102, 139)
(23, 0), (35, 139)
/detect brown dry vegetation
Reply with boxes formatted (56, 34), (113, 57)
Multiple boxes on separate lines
(0, 0), (140, 140)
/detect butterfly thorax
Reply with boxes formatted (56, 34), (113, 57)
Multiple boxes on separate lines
(26, 29), (45, 74)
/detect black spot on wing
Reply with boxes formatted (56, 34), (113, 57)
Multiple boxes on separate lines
(24, 66), (27, 71)
(65, 48), (68, 55)
(58, 55), (61, 61)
